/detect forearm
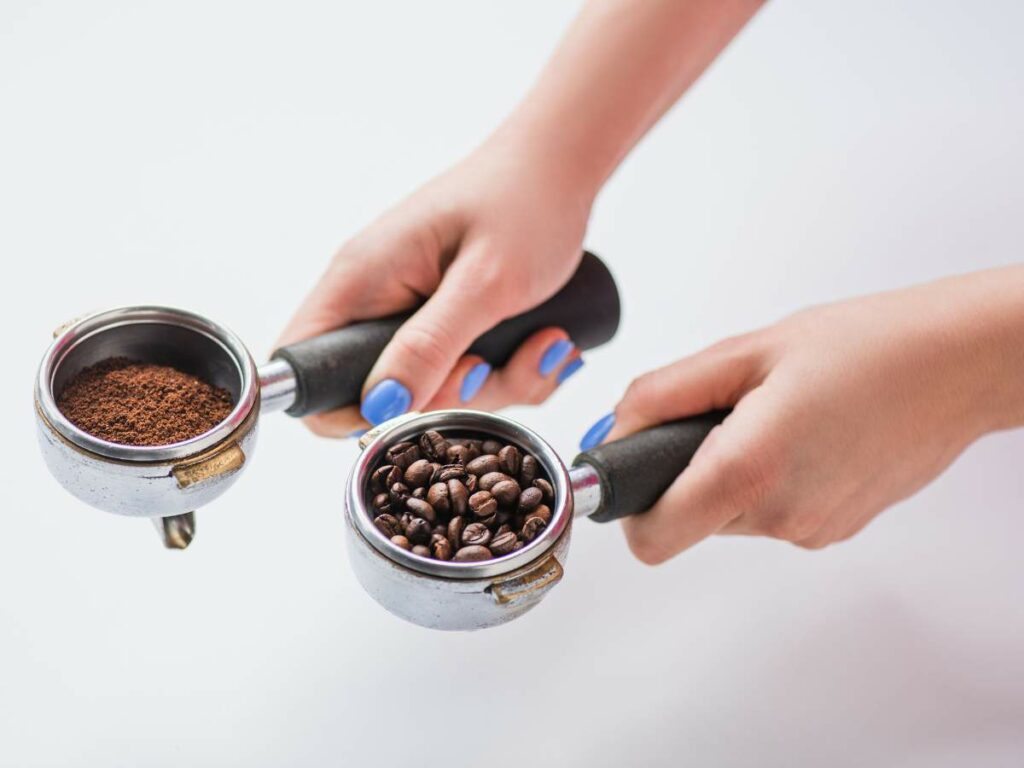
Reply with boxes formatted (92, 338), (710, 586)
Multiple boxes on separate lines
(490, 0), (765, 195)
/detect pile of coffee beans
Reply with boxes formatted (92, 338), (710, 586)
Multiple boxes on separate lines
(368, 430), (555, 562)
(57, 357), (234, 446)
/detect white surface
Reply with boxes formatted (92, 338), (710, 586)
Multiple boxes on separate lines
(2, 1), (1023, 766)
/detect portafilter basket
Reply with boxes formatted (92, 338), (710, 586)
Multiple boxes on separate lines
(35, 252), (620, 549)
(345, 408), (726, 631)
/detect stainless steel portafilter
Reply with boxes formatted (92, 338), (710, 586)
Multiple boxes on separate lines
(35, 252), (620, 549)
(345, 408), (724, 631)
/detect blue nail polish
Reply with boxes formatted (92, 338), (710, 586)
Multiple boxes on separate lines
(556, 357), (584, 385)
(460, 362), (491, 402)
(361, 379), (412, 426)
(347, 428), (368, 438)
(579, 413), (615, 451)
(539, 339), (574, 376)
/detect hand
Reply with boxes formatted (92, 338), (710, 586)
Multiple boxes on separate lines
(277, 134), (594, 436)
(579, 267), (1024, 563)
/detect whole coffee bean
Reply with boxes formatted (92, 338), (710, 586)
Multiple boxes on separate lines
(478, 513), (499, 528)
(411, 486), (427, 500)
(374, 513), (401, 538)
(481, 439), (503, 456)
(468, 491), (497, 518)
(446, 444), (471, 465)
(533, 478), (554, 503)
(462, 522), (492, 547)
(419, 430), (449, 462)
(372, 464), (401, 493)
(494, 510), (513, 527)
(447, 479), (468, 517)
(464, 474), (479, 493)
(519, 455), (538, 486)
(522, 515), (547, 541)
(447, 516), (466, 550)
(405, 497), (436, 524)
(426, 483), (450, 514)
(390, 534), (411, 550)
(405, 517), (432, 544)
(454, 545), (492, 562)
(530, 504), (552, 525)
(466, 454), (500, 476)
(432, 524), (448, 538)
(517, 486), (543, 513)
(372, 492), (391, 510)
(495, 523), (513, 537)
(432, 537), (453, 561)
(437, 464), (467, 483)
(512, 541), (525, 552)
(387, 441), (421, 470)
(404, 459), (434, 487)
(389, 482), (410, 509)
(490, 478), (521, 507)
(412, 544), (432, 558)
(498, 445), (521, 475)
(479, 472), (512, 491)
(489, 531), (518, 556)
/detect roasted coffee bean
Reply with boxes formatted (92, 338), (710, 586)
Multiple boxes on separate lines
(494, 510), (513, 527)
(405, 517), (432, 544)
(498, 445), (521, 476)
(454, 545), (492, 562)
(372, 492), (391, 510)
(447, 516), (466, 551)
(481, 439), (503, 456)
(479, 471), (511, 491)
(490, 478), (521, 507)
(374, 513), (401, 538)
(447, 479), (468, 517)
(390, 534), (411, 550)
(512, 541), (525, 552)
(436, 464), (467, 483)
(404, 459), (434, 487)
(405, 497), (436, 523)
(419, 430), (449, 462)
(411, 486), (427, 500)
(466, 454), (500, 476)
(464, 474), (478, 493)
(372, 464), (402, 493)
(446, 444), (471, 465)
(522, 515), (547, 541)
(533, 478), (554, 503)
(432, 537), (453, 561)
(387, 441), (421, 470)
(495, 523), (513, 537)
(412, 544), (432, 558)
(489, 531), (518, 556)
(468, 491), (497, 518)
(530, 504), (552, 525)
(433, 524), (448, 538)
(389, 482), (411, 509)
(426, 483), (450, 515)
(517, 486), (543, 513)
(462, 522), (492, 547)
(519, 455), (538, 486)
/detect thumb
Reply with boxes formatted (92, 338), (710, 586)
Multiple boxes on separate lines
(358, 241), (516, 425)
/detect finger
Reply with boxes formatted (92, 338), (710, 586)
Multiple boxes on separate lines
(300, 406), (369, 439)
(359, 240), (522, 425)
(423, 355), (493, 410)
(601, 333), (769, 445)
(620, 396), (777, 564)
(470, 328), (579, 411)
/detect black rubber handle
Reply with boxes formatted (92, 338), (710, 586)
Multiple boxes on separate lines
(572, 411), (728, 523)
(271, 251), (620, 417)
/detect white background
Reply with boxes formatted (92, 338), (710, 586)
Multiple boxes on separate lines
(2, 1), (1023, 766)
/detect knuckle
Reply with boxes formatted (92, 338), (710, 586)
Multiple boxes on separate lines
(620, 372), (661, 417)
(393, 323), (458, 373)
(626, 532), (671, 566)
(714, 447), (778, 512)
(763, 511), (820, 543)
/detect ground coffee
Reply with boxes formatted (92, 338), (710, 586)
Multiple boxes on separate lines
(369, 429), (554, 562)
(57, 357), (234, 446)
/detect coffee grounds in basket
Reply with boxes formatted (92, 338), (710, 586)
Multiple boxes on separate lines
(57, 357), (234, 446)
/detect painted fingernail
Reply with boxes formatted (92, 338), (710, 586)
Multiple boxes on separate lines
(360, 379), (412, 426)
(556, 357), (584, 385)
(459, 362), (491, 403)
(579, 413), (615, 451)
(539, 339), (574, 376)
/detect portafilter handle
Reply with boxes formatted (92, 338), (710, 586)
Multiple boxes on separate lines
(262, 251), (620, 416)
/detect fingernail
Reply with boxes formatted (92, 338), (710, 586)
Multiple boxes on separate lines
(459, 362), (491, 403)
(579, 413), (615, 451)
(556, 357), (584, 385)
(361, 379), (412, 426)
(539, 339), (574, 376)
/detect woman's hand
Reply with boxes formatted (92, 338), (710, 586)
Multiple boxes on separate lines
(277, 134), (594, 436)
(579, 267), (1024, 563)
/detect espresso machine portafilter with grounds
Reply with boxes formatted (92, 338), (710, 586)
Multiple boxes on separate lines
(35, 253), (621, 549)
